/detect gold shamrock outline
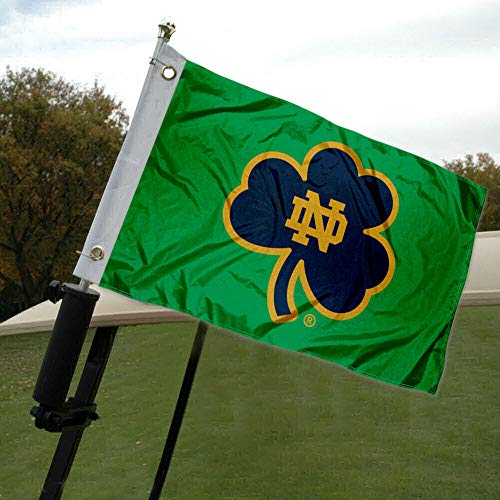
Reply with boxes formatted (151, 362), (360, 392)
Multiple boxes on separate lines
(223, 142), (399, 323)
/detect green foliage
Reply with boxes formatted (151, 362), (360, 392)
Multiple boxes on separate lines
(443, 153), (500, 231)
(0, 68), (128, 319)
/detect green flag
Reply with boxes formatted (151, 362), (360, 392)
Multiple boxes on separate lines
(75, 44), (486, 394)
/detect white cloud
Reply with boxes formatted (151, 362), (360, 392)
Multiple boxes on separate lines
(1, 0), (499, 164)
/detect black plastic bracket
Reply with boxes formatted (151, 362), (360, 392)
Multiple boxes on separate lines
(30, 398), (99, 433)
(35, 326), (118, 500)
(31, 280), (117, 500)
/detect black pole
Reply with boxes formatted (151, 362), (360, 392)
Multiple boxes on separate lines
(33, 283), (100, 409)
(149, 321), (208, 500)
(37, 326), (118, 500)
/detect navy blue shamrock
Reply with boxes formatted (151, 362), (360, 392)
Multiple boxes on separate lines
(223, 142), (398, 322)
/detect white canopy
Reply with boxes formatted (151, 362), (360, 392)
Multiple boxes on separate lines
(460, 230), (500, 306)
(0, 285), (194, 336)
(1, 231), (499, 336)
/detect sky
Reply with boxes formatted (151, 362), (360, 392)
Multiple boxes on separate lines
(1, 0), (499, 165)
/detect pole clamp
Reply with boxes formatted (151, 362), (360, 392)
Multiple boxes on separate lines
(30, 399), (99, 433)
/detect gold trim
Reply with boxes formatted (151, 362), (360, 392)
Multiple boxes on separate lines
(223, 142), (399, 323)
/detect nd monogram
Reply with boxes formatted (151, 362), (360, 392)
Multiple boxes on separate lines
(285, 190), (348, 253)
(224, 142), (398, 322)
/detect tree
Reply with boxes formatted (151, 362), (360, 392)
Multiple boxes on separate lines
(0, 68), (128, 320)
(443, 153), (500, 232)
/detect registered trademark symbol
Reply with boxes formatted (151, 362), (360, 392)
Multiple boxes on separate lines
(303, 314), (316, 327)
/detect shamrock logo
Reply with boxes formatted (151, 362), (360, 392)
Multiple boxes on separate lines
(223, 142), (398, 323)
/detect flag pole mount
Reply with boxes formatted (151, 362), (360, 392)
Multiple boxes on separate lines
(158, 18), (176, 41)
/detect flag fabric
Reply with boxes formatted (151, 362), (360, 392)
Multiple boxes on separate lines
(75, 44), (486, 394)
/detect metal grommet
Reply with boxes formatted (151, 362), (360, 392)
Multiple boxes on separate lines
(90, 245), (105, 261)
(161, 65), (177, 80)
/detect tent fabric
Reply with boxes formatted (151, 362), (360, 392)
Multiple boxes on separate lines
(460, 230), (500, 306)
(0, 285), (194, 336)
(0, 231), (498, 337)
